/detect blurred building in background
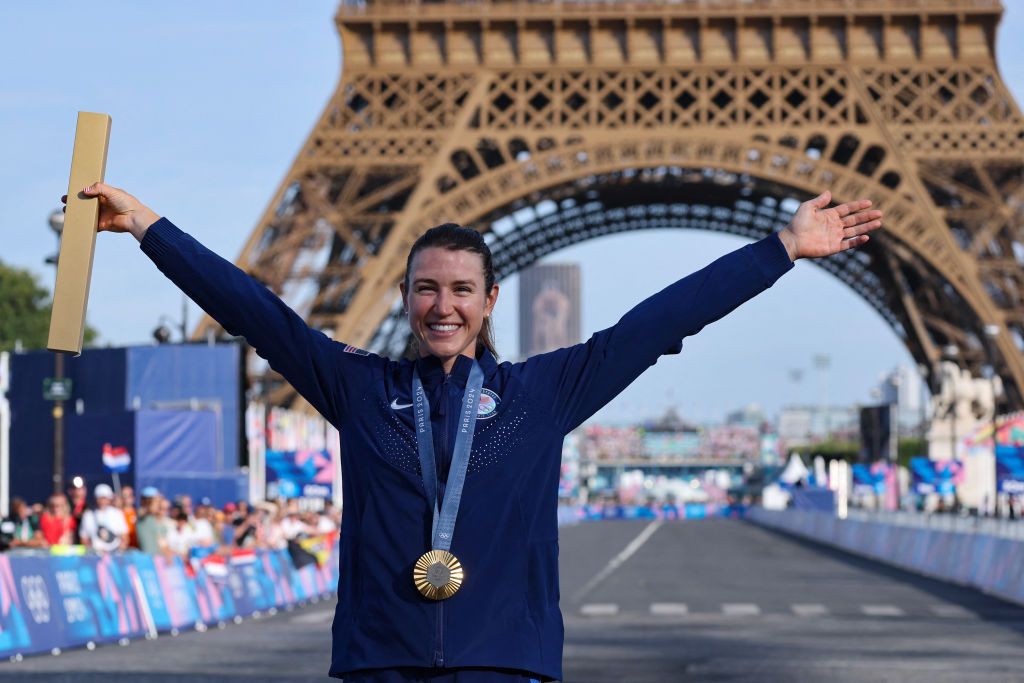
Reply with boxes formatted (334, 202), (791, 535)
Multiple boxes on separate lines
(875, 365), (929, 433)
(777, 405), (859, 447)
(518, 263), (581, 358)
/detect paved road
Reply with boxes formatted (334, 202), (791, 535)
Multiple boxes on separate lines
(5, 519), (1024, 681)
(560, 519), (1024, 682)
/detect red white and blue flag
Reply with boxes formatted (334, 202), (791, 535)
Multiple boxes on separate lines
(102, 443), (131, 473)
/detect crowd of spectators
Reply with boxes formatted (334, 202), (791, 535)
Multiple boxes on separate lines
(0, 481), (341, 561)
(581, 424), (764, 462)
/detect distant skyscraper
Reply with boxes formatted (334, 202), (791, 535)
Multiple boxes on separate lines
(519, 263), (581, 358)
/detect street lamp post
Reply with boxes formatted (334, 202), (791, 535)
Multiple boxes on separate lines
(814, 354), (830, 441)
(47, 208), (65, 495)
(152, 295), (189, 344)
(983, 324), (1001, 518)
(916, 363), (930, 458)
(943, 344), (959, 462)
(889, 372), (901, 467)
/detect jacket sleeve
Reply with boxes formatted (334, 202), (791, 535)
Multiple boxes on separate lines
(140, 218), (377, 427)
(516, 232), (794, 433)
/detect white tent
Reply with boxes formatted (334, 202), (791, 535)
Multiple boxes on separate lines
(779, 453), (810, 485)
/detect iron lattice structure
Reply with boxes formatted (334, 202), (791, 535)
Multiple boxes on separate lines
(196, 0), (1024, 409)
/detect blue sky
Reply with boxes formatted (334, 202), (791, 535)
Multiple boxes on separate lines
(3, 2), (1022, 424)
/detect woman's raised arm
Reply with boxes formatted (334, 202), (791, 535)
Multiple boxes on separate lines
(517, 191), (882, 433)
(63, 183), (379, 427)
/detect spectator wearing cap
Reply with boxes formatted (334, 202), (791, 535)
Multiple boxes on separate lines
(135, 488), (169, 556)
(79, 484), (129, 554)
(39, 494), (77, 546)
(0, 497), (45, 550)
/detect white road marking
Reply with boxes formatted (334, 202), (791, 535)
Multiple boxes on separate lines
(570, 520), (664, 602)
(581, 603), (619, 617)
(931, 605), (973, 618)
(791, 603), (829, 617)
(290, 611), (334, 624)
(650, 602), (689, 616)
(861, 605), (905, 617)
(722, 603), (761, 616)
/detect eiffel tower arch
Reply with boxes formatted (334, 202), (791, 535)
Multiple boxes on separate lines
(196, 0), (1024, 408)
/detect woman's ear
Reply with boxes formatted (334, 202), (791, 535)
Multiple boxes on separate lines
(399, 281), (408, 314)
(485, 283), (500, 318)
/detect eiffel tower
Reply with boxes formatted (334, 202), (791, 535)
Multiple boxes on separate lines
(196, 0), (1024, 409)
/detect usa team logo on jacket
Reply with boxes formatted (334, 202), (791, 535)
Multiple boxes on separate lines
(477, 389), (500, 419)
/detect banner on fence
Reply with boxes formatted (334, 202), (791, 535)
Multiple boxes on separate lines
(910, 457), (963, 495)
(0, 537), (338, 658)
(265, 449), (334, 500)
(996, 445), (1024, 494)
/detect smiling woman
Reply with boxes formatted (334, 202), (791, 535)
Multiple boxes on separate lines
(64, 181), (879, 683)
(400, 224), (500, 370)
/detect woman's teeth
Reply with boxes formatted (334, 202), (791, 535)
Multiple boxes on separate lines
(429, 323), (459, 332)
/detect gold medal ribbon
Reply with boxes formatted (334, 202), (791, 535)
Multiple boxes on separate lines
(410, 362), (484, 600)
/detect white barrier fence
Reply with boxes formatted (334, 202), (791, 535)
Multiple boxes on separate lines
(748, 507), (1024, 608)
(845, 508), (1024, 542)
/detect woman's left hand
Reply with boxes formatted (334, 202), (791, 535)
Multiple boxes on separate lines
(778, 191), (883, 261)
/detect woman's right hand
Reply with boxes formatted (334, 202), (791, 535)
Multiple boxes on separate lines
(60, 182), (161, 242)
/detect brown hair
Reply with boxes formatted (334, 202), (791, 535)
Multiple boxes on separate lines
(404, 223), (498, 358)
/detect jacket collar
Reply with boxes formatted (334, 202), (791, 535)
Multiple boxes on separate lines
(415, 348), (497, 386)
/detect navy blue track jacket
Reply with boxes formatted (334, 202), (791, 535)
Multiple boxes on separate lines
(141, 218), (794, 681)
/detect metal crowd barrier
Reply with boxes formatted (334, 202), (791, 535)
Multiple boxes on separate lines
(846, 508), (1024, 542)
(0, 539), (338, 660)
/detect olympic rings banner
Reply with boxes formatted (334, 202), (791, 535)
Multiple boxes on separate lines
(0, 539), (338, 658)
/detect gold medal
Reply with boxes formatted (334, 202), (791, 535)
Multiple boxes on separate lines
(413, 549), (464, 600)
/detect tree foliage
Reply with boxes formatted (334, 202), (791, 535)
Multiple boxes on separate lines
(787, 436), (928, 469)
(0, 260), (98, 352)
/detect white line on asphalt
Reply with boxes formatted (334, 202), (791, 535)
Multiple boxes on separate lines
(861, 605), (905, 617)
(722, 603), (761, 616)
(291, 611), (334, 624)
(570, 520), (664, 602)
(581, 603), (619, 617)
(650, 602), (689, 616)
(791, 604), (829, 617)
(930, 605), (973, 618)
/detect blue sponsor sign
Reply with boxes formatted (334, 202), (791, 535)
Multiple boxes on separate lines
(852, 464), (886, 495)
(910, 457), (963, 495)
(996, 445), (1024, 494)
(265, 449), (334, 499)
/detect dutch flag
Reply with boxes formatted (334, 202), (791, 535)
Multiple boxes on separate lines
(102, 443), (131, 473)
(229, 548), (257, 566)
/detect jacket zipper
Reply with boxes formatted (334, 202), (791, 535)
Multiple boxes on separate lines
(434, 372), (451, 668)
